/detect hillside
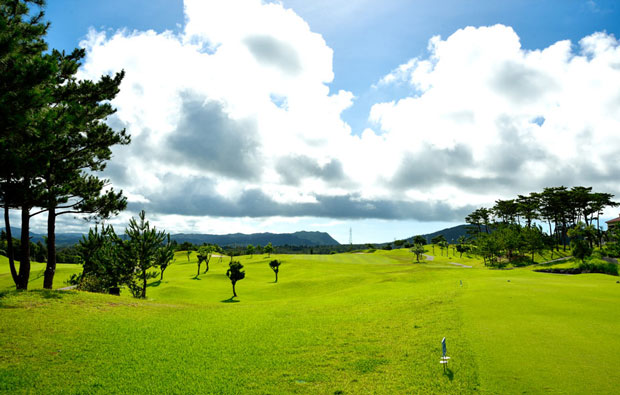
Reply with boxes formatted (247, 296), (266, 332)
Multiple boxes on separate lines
(376, 224), (472, 246)
(419, 224), (471, 243)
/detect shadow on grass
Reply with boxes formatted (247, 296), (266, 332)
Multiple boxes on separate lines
(221, 296), (240, 303)
(39, 289), (65, 299)
(0, 289), (69, 309)
(192, 275), (201, 280)
(443, 367), (454, 380)
(147, 280), (162, 288)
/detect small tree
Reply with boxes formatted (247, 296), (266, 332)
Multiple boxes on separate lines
(456, 236), (467, 258)
(411, 244), (425, 263)
(570, 239), (592, 264)
(269, 259), (281, 282)
(439, 240), (449, 256)
(413, 235), (427, 245)
(215, 245), (224, 262)
(264, 242), (274, 257)
(476, 232), (501, 266)
(568, 223), (595, 263)
(604, 226), (620, 257)
(186, 250), (191, 262)
(246, 244), (255, 257)
(431, 235), (445, 254)
(155, 234), (174, 280)
(523, 226), (544, 263)
(124, 210), (168, 298)
(73, 224), (134, 295)
(197, 245), (214, 276)
(456, 244), (469, 258)
(226, 261), (245, 298)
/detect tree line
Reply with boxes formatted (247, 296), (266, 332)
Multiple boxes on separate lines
(1, 0), (129, 290)
(464, 186), (618, 266)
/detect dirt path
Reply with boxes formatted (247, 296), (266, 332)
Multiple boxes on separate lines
(537, 256), (572, 265)
(447, 262), (472, 268)
(423, 254), (471, 268)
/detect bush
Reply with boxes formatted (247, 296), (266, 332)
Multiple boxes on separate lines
(76, 273), (109, 293)
(579, 260), (619, 276)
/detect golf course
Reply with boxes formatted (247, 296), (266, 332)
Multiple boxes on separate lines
(1, 247), (618, 394)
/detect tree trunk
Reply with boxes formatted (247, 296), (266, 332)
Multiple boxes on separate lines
(196, 262), (201, 277)
(275, 271), (278, 283)
(141, 269), (147, 298)
(232, 281), (237, 297)
(17, 206), (30, 290)
(562, 223), (567, 251)
(160, 269), (164, 281)
(550, 246), (554, 260)
(4, 204), (19, 286)
(203, 260), (209, 273)
(43, 207), (56, 289)
(597, 216), (602, 248)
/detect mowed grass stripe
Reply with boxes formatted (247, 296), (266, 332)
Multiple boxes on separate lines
(461, 269), (620, 394)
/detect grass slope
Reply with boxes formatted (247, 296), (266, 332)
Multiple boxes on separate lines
(0, 248), (619, 394)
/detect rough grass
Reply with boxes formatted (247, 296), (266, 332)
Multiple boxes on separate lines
(1, 249), (619, 394)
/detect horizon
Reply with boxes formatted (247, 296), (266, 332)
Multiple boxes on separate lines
(6, 0), (620, 244)
(0, 223), (471, 246)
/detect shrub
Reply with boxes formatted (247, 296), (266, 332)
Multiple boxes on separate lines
(579, 260), (619, 276)
(75, 273), (109, 293)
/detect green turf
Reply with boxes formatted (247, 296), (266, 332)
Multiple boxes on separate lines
(1, 248), (619, 394)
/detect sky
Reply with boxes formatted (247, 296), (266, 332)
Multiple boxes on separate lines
(20, 0), (620, 243)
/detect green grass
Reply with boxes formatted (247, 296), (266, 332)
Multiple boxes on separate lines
(1, 249), (619, 394)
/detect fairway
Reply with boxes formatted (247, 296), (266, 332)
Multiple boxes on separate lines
(1, 249), (619, 394)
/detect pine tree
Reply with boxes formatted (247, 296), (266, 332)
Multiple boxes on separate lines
(0, 0), (54, 289)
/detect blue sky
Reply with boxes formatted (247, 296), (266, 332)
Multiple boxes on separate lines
(31, 0), (620, 243)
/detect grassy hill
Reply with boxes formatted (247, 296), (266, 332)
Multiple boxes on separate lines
(1, 250), (619, 394)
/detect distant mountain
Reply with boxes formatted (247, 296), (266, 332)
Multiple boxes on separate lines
(378, 224), (476, 246)
(171, 231), (339, 247)
(418, 224), (471, 243)
(1, 227), (84, 246)
(1, 228), (339, 247)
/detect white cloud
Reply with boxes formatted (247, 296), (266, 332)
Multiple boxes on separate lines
(76, 3), (620, 234)
(372, 24), (620, 204)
